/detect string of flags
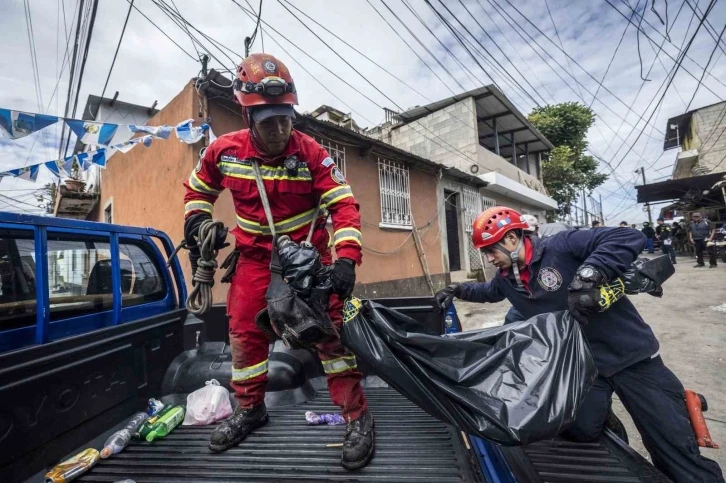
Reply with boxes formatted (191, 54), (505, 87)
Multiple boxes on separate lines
(0, 108), (210, 183)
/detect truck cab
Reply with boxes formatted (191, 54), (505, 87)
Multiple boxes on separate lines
(0, 213), (668, 482)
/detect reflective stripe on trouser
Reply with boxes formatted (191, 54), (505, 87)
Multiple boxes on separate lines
(227, 255), (367, 418)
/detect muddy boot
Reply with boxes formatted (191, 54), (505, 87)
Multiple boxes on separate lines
(209, 404), (268, 452)
(341, 411), (375, 470)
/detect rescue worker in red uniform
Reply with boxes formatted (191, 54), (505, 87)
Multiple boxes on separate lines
(182, 53), (374, 470)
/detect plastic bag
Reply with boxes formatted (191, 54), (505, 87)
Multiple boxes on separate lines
(341, 299), (598, 446)
(182, 379), (232, 425)
(621, 255), (674, 297)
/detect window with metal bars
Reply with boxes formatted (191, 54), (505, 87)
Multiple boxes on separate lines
(462, 187), (482, 233)
(316, 137), (346, 176)
(481, 195), (496, 211)
(377, 158), (412, 228)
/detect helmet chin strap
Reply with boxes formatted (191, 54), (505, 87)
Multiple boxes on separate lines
(494, 235), (525, 288)
(242, 107), (273, 156)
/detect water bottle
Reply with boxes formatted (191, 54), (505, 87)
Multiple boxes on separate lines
(444, 302), (461, 334)
(101, 412), (149, 458)
(146, 406), (186, 442)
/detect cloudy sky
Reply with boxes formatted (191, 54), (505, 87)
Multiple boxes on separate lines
(1, 0), (725, 223)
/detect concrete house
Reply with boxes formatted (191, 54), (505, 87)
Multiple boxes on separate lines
(664, 101), (726, 179)
(369, 86), (557, 276)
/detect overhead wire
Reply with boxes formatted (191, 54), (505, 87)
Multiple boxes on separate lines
(683, 0), (726, 56)
(543, 0), (586, 101)
(124, 0), (197, 60)
(97, 0), (135, 115)
(684, 20), (726, 111)
(236, 0), (491, 171)
(610, 0), (719, 170)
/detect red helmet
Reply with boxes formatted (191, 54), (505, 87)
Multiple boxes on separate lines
(233, 53), (298, 107)
(472, 206), (528, 249)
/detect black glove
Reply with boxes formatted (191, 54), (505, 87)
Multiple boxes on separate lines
(567, 265), (605, 324)
(434, 283), (460, 310)
(184, 213), (229, 252)
(331, 258), (356, 299)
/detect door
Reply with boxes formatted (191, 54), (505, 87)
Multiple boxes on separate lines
(445, 191), (461, 271)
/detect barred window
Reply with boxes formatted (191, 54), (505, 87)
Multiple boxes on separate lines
(316, 137), (346, 176)
(481, 195), (496, 211)
(462, 187), (482, 233)
(378, 158), (412, 228)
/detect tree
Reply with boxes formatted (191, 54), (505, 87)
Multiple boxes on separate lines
(528, 102), (607, 208)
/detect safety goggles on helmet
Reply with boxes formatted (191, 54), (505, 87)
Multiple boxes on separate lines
(234, 76), (296, 97)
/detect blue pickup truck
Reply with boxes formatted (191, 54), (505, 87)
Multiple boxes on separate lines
(0, 213), (669, 482)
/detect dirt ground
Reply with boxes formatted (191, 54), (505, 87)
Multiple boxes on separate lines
(453, 254), (726, 472)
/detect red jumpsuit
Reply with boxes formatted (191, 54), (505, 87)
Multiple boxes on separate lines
(183, 129), (367, 420)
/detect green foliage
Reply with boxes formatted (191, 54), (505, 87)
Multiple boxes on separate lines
(528, 102), (607, 208)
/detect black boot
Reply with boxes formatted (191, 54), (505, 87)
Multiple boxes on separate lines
(342, 411), (375, 470)
(209, 404), (268, 452)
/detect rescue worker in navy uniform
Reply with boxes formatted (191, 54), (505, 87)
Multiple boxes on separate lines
(435, 206), (724, 483)
(183, 53), (374, 470)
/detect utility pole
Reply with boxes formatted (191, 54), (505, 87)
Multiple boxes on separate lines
(582, 189), (588, 227)
(635, 167), (653, 224)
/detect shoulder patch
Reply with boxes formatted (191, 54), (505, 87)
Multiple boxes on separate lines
(322, 156), (335, 168)
(537, 267), (563, 292)
(331, 166), (346, 185)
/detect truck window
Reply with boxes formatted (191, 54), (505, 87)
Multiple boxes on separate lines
(47, 237), (113, 320)
(119, 241), (166, 307)
(0, 233), (37, 332)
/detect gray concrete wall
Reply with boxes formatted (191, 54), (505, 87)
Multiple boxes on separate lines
(691, 103), (726, 174)
(389, 98), (479, 172)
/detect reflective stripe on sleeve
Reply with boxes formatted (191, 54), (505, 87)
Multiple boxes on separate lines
(184, 200), (214, 215)
(232, 359), (269, 381)
(321, 185), (353, 207)
(333, 227), (362, 246)
(188, 172), (222, 195)
(321, 355), (358, 374)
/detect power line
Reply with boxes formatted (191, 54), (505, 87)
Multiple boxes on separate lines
(98, 0), (134, 113)
(543, 0), (586, 102)
(611, 0), (719, 170)
(234, 0), (491, 171)
(684, 20), (726, 111)
(124, 0), (197, 60)
(609, 0), (726, 94)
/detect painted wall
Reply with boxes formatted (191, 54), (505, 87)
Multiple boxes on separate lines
(97, 84), (446, 300)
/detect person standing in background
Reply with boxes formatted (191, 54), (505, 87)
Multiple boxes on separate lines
(689, 212), (717, 268)
(655, 218), (676, 264)
(641, 222), (655, 254)
(619, 221), (628, 228)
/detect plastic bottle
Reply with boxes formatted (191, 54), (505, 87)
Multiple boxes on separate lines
(100, 412), (149, 458)
(44, 448), (100, 483)
(134, 405), (174, 440)
(146, 406), (186, 442)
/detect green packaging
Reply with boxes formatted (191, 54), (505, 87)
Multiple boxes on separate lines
(146, 406), (186, 442)
(133, 406), (174, 440)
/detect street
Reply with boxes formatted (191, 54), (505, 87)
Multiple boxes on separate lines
(454, 257), (726, 470)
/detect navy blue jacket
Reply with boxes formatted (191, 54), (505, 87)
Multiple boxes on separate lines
(458, 228), (659, 377)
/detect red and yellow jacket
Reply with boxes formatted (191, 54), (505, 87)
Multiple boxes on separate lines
(183, 129), (362, 264)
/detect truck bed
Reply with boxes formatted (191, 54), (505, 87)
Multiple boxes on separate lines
(77, 387), (480, 482)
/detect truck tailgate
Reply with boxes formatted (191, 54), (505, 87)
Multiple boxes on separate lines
(77, 387), (479, 482)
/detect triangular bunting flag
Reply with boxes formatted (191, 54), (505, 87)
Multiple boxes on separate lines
(65, 120), (118, 146)
(44, 159), (66, 177)
(176, 119), (207, 144)
(128, 124), (173, 139)
(0, 109), (58, 140)
(91, 150), (107, 168)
